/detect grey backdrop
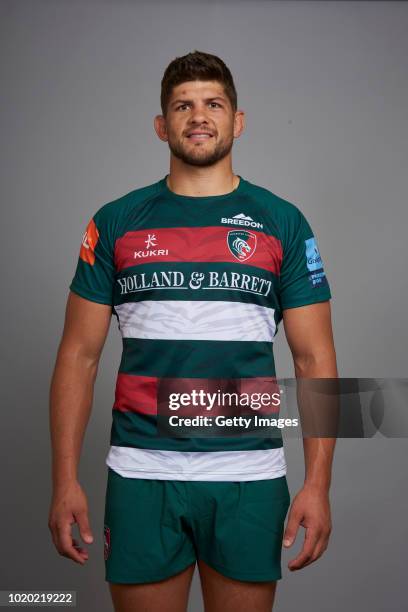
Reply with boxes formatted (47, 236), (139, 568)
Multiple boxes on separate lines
(1, 0), (407, 610)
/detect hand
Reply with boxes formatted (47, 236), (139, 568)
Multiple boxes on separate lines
(283, 483), (332, 571)
(48, 480), (94, 565)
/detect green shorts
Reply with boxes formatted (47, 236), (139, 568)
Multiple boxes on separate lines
(104, 467), (291, 584)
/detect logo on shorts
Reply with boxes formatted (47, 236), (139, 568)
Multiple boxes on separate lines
(104, 525), (111, 561)
(227, 230), (257, 262)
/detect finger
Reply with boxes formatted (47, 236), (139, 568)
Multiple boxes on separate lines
(304, 541), (327, 567)
(295, 540), (327, 570)
(55, 522), (87, 564)
(288, 528), (321, 570)
(48, 521), (60, 550)
(72, 539), (89, 557)
(75, 510), (94, 544)
(49, 517), (88, 563)
(302, 532), (330, 567)
(283, 508), (302, 547)
(288, 531), (320, 570)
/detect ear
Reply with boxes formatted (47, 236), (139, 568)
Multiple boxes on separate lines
(154, 115), (168, 142)
(233, 110), (245, 138)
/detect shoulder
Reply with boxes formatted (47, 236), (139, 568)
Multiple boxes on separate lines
(93, 179), (162, 229)
(243, 179), (308, 244)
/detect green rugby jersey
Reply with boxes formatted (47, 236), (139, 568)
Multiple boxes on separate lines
(70, 175), (332, 481)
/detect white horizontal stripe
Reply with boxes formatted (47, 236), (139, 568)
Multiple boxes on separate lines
(106, 446), (286, 481)
(115, 300), (276, 342)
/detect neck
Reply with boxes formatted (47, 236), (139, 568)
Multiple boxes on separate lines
(166, 161), (238, 197)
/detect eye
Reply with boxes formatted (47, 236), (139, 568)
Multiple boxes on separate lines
(175, 102), (222, 111)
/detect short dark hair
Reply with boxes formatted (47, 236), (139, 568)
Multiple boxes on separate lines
(160, 50), (237, 117)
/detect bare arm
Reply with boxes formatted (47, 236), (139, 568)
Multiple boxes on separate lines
(48, 291), (112, 564)
(281, 300), (338, 571)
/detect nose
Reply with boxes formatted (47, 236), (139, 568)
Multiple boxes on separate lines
(188, 104), (210, 125)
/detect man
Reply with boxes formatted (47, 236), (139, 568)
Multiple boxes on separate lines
(49, 50), (337, 612)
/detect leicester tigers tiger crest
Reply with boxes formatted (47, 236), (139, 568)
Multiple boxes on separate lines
(227, 230), (257, 262)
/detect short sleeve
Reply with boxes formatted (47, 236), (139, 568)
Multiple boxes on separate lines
(69, 207), (116, 306)
(279, 207), (332, 310)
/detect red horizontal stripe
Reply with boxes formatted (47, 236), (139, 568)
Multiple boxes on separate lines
(113, 374), (282, 416)
(114, 226), (283, 274)
(114, 373), (158, 414)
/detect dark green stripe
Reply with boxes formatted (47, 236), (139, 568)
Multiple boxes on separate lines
(111, 410), (283, 451)
(119, 338), (276, 378)
(114, 262), (280, 311)
(119, 192), (282, 239)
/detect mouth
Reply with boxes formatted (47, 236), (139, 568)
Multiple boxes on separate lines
(186, 132), (214, 141)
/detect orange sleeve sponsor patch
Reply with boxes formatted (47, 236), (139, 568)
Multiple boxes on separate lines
(79, 217), (100, 265)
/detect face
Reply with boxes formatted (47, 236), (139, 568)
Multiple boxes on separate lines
(155, 80), (244, 167)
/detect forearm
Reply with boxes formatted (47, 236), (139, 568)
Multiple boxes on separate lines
(302, 438), (336, 492)
(49, 345), (98, 491)
(294, 352), (338, 493)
